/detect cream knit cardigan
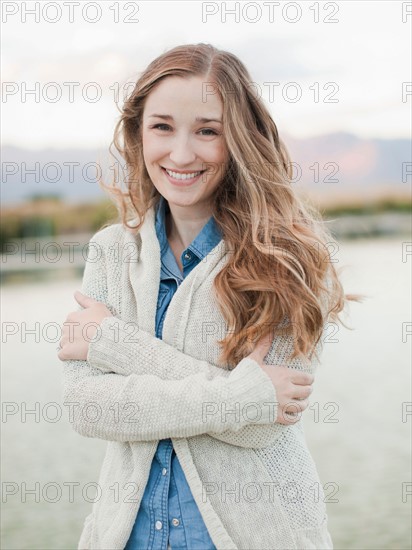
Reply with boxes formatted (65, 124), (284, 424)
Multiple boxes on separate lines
(62, 204), (334, 550)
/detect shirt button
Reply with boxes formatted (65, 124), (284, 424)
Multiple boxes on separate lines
(162, 468), (167, 476)
(183, 252), (191, 260)
(155, 520), (163, 530)
(172, 518), (180, 527)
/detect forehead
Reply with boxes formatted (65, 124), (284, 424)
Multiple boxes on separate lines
(143, 75), (223, 118)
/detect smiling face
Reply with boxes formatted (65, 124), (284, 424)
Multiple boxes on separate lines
(141, 75), (229, 218)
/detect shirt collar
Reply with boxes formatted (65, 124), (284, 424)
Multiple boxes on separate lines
(155, 195), (222, 261)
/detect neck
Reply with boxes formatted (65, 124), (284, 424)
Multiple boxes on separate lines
(165, 202), (212, 249)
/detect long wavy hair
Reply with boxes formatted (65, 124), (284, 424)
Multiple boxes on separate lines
(99, 43), (358, 368)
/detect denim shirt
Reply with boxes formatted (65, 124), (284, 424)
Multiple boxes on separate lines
(124, 196), (221, 550)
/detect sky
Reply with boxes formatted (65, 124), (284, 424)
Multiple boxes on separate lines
(1, 0), (411, 150)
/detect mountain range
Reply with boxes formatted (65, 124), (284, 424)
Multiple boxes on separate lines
(1, 132), (410, 207)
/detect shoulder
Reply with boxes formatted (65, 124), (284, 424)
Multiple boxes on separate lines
(86, 222), (143, 263)
(89, 221), (141, 246)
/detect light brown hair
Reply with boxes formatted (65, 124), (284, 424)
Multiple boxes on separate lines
(100, 43), (358, 368)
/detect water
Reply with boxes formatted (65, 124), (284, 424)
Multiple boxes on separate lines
(1, 238), (411, 550)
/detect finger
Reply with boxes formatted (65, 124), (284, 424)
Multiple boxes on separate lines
(289, 398), (309, 412)
(281, 399), (308, 416)
(290, 371), (315, 385)
(278, 408), (301, 425)
(292, 385), (313, 399)
(73, 290), (96, 308)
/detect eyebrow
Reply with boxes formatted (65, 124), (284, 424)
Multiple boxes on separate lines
(148, 114), (222, 124)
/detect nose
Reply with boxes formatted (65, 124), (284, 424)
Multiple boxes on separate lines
(168, 133), (197, 167)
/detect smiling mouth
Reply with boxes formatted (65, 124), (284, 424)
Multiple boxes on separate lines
(161, 166), (207, 180)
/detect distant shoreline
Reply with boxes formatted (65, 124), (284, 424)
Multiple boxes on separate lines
(1, 196), (411, 253)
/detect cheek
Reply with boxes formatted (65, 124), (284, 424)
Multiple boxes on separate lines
(209, 139), (228, 160)
(142, 137), (160, 169)
(141, 131), (152, 154)
(210, 143), (229, 172)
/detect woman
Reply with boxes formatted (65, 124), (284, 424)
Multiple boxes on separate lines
(59, 43), (353, 550)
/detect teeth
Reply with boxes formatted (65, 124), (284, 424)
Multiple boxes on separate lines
(165, 168), (202, 180)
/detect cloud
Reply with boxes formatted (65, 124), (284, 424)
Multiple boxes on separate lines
(1, 0), (410, 148)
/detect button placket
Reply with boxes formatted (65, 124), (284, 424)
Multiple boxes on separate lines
(152, 441), (173, 548)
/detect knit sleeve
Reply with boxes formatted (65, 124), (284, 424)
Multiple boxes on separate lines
(61, 234), (279, 444)
(88, 316), (325, 448)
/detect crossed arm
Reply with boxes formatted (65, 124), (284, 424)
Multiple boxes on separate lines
(61, 236), (323, 448)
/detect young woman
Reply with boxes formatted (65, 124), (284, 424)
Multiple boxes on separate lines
(59, 43), (353, 550)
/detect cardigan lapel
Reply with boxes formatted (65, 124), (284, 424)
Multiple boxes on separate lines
(126, 205), (161, 337)
(162, 238), (227, 350)
(125, 204), (228, 350)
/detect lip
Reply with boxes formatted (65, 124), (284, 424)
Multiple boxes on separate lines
(161, 166), (206, 187)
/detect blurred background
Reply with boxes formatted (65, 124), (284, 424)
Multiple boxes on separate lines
(1, 1), (411, 549)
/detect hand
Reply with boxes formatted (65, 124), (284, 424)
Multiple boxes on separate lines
(57, 291), (113, 361)
(247, 331), (314, 425)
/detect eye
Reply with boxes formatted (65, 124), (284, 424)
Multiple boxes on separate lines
(151, 123), (172, 131)
(198, 128), (219, 136)
(150, 124), (220, 136)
